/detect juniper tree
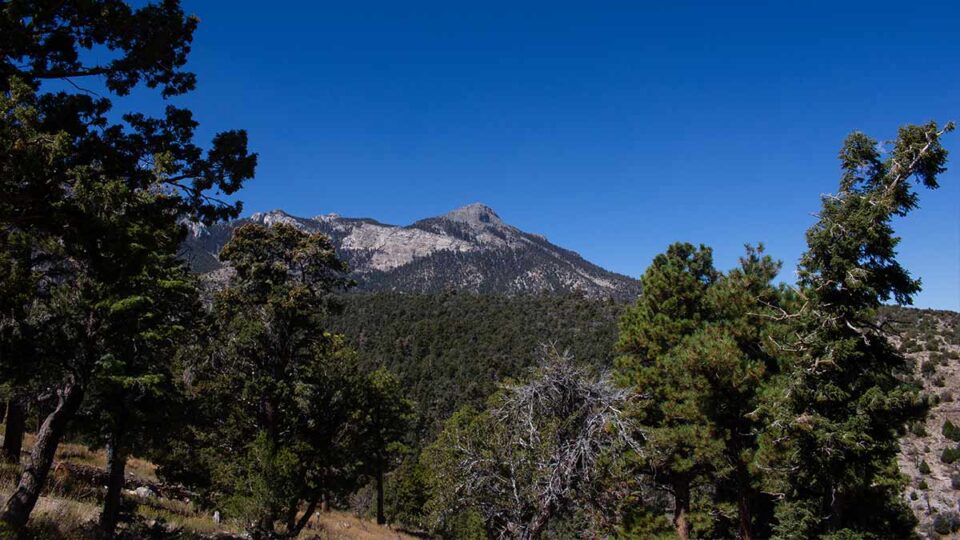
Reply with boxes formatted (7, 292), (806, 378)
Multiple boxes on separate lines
(0, 228), (36, 465)
(758, 122), (954, 539)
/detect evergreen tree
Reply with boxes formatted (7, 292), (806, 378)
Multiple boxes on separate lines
(0, 1), (256, 533)
(202, 222), (359, 539)
(358, 368), (415, 525)
(758, 122), (954, 539)
(615, 243), (783, 539)
(614, 243), (721, 540)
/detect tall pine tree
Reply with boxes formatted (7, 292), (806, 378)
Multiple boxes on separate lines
(759, 121), (954, 539)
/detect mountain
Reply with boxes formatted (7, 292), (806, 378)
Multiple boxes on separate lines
(183, 203), (642, 299)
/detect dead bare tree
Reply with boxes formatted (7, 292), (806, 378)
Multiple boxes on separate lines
(434, 344), (641, 540)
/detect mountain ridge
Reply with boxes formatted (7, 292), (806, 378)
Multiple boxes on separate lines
(183, 203), (641, 299)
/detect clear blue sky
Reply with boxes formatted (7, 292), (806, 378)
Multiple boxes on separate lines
(122, 1), (959, 309)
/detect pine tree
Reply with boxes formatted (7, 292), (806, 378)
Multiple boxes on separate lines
(616, 243), (784, 539)
(202, 222), (360, 539)
(358, 368), (416, 525)
(615, 243), (721, 539)
(758, 122), (954, 539)
(0, 2), (256, 533)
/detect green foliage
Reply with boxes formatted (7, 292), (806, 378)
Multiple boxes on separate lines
(757, 122), (953, 540)
(192, 223), (361, 538)
(356, 367), (416, 523)
(919, 461), (931, 474)
(942, 447), (960, 465)
(933, 512), (960, 535)
(329, 291), (624, 438)
(943, 420), (960, 442)
(1, 1), (257, 534)
(615, 242), (782, 539)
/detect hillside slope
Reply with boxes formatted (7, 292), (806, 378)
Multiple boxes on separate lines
(886, 307), (960, 537)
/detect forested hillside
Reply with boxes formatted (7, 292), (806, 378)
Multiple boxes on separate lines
(329, 294), (960, 536)
(329, 293), (624, 436)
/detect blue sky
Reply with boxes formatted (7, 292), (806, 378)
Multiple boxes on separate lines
(119, 1), (959, 309)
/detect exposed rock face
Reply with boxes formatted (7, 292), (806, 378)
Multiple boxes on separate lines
(183, 203), (641, 299)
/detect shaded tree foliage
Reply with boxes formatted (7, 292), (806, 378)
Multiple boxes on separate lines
(0, 1), (256, 535)
(197, 223), (359, 539)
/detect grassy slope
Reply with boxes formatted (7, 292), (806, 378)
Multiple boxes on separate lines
(0, 436), (414, 539)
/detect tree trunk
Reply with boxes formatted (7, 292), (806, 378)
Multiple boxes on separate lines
(2, 396), (25, 465)
(672, 479), (691, 540)
(735, 458), (753, 540)
(375, 456), (385, 525)
(737, 488), (752, 540)
(288, 494), (320, 537)
(99, 426), (127, 538)
(0, 381), (84, 533)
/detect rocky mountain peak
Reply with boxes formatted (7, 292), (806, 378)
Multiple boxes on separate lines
(250, 209), (297, 225)
(183, 204), (641, 299)
(442, 203), (504, 228)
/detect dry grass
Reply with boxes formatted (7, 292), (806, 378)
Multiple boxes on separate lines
(305, 511), (418, 540)
(134, 504), (417, 540)
(2, 424), (415, 539)
(0, 489), (100, 540)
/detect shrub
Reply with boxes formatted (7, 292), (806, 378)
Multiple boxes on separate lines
(944, 420), (960, 442)
(919, 460), (932, 474)
(920, 479), (929, 490)
(934, 375), (947, 388)
(910, 491), (919, 501)
(943, 391), (954, 403)
(910, 421), (928, 437)
(933, 512), (960, 535)
(921, 361), (937, 376)
(951, 473), (960, 490)
(942, 446), (960, 465)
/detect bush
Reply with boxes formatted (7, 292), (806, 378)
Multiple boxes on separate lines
(920, 460), (932, 474)
(920, 479), (929, 490)
(934, 375), (947, 388)
(942, 446), (960, 465)
(910, 421), (928, 437)
(944, 420), (960, 442)
(911, 491), (919, 501)
(922, 361), (937, 376)
(943, 391), (954, 403)
(933, 512), (960, 535)
(951, 473), (960, 490)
